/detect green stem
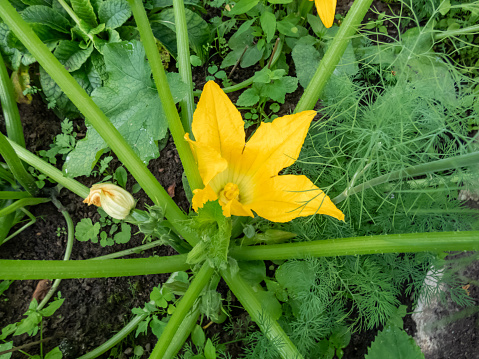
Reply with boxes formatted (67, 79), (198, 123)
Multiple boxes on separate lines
(1, 207), (36, 245)
(78, 313), (147, 359)
(0, 197), (49, 217)
(230, 231), (479, 261)
(0, 53), (25, 148)
(294, 0), (373, 112)
(221, 268), (303, 359)
(435, 24), (479, 40)
(92, 240), (166, 260)
(173, 0), (195, 133)
(56, 0), (84, 29)
(332, 151), (479, 204)
(7, 138), (89, 198)
(0, 165), (16, 186)
(163, 305), (200, 359)
(0, 254), (189, 279)
(0, 191), (31, 199)
(0, 2), (197, 244)
(0, 133), (37, 195)
(149, 263), (214, 359)
(37, 197), (74, 311)
(127, 0), (203, 192)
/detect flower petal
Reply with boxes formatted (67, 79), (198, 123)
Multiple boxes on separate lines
(192, 81), (245, 164)
(192, 185), (218, 211)
(248, 174), (344, 223)
(185, 133), (228, 186)
(314, 0), (337, 28)
(230, 198), (254, 218)
(233, 111), (316, 187)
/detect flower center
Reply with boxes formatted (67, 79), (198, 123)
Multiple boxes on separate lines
(219, 183), (240, 204)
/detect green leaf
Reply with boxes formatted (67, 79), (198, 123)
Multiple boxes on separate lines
(21, 5), (71, 33)
(64, 40), (186, 177)
(366, 325), (425, 359)
(150, 8), (209, 60)
(98, 0), (131, 30)
(254, 76), (297, 104)
(260, 11), (276, 43)
(307, 13), (326, 37)
(39, 298), (65, 317)
(276, 260), (315, 294)
(14, 312), (42, 336)
(75, 218), (100, 243)
(135, 317), (150, 337)
(150, 316), (167, 338)
(114, 166), (128, 187)
(330, 326), (351, 349)
(71, 0), (98, 28)
(0, 342), (13, 359)
(227, 0), (259, 15)
(438, 0), (451, 15)
(241, 46), (264, 68)
(255, 290), (282, 321)
(267, 0), (292, 3)
(236, 87), (260, 107)
(277, 19), (299, 37)
(150, 287), (168, 308)
(0, 280), (11, 296)
(204, 339), (216, 359)
(21, 0), (52, 5)
(44, 347), (62, 359)
(54, 41), (94, 72)
(39, 65), (98, 118)
(238, 260), (266, 287)
(292, 43), (321, 88)
(113, 223), (131, 244)
(191, 324), (206, 347)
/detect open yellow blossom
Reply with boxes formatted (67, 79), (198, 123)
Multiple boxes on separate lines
(83, 183), (136, 220)
(185, 81), (344, 223)
(310, 0), (337, 28)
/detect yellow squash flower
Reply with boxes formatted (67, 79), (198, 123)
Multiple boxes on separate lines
(310, 0), (337, 28)
(185, 81), (344, 223)
(83, 183), (136, 220)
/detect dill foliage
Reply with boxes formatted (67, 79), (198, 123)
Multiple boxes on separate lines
(261, 11), (479, 357)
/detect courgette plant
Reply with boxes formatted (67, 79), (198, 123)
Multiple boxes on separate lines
(0, 0), (478, 358)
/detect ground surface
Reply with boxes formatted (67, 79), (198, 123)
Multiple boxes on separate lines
(1, 0), (478, 358)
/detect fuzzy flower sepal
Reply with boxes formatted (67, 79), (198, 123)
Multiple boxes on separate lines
(185, 81), (344, 223)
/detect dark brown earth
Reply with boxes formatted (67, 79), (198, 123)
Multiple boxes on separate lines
(1, 1), (478, 359)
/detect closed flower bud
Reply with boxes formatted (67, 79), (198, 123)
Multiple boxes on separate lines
(83, 183), (136, 220)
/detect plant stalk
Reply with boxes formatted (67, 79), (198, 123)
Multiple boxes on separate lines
(7, 138), (89, 198)
(78, 314), (147, 359)
(149, 263), (214, 358)
(37, 197), (74, 311)
(0, 133), (37, 195)
(127, 0), (203, 191)
(221, 268), (304, 359)
(0, 255), (189, 280)
(435, 24), (479, 40)
(172, 0), (195, 133)
(230, 231), (479, 261)
(294, 0), (373, 112)
(0, 197), (49, 217)
(333, 151), (479, 204)
(0, 53), (25, 148)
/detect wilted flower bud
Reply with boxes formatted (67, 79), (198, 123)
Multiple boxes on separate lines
(83, 183), (136, 220)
